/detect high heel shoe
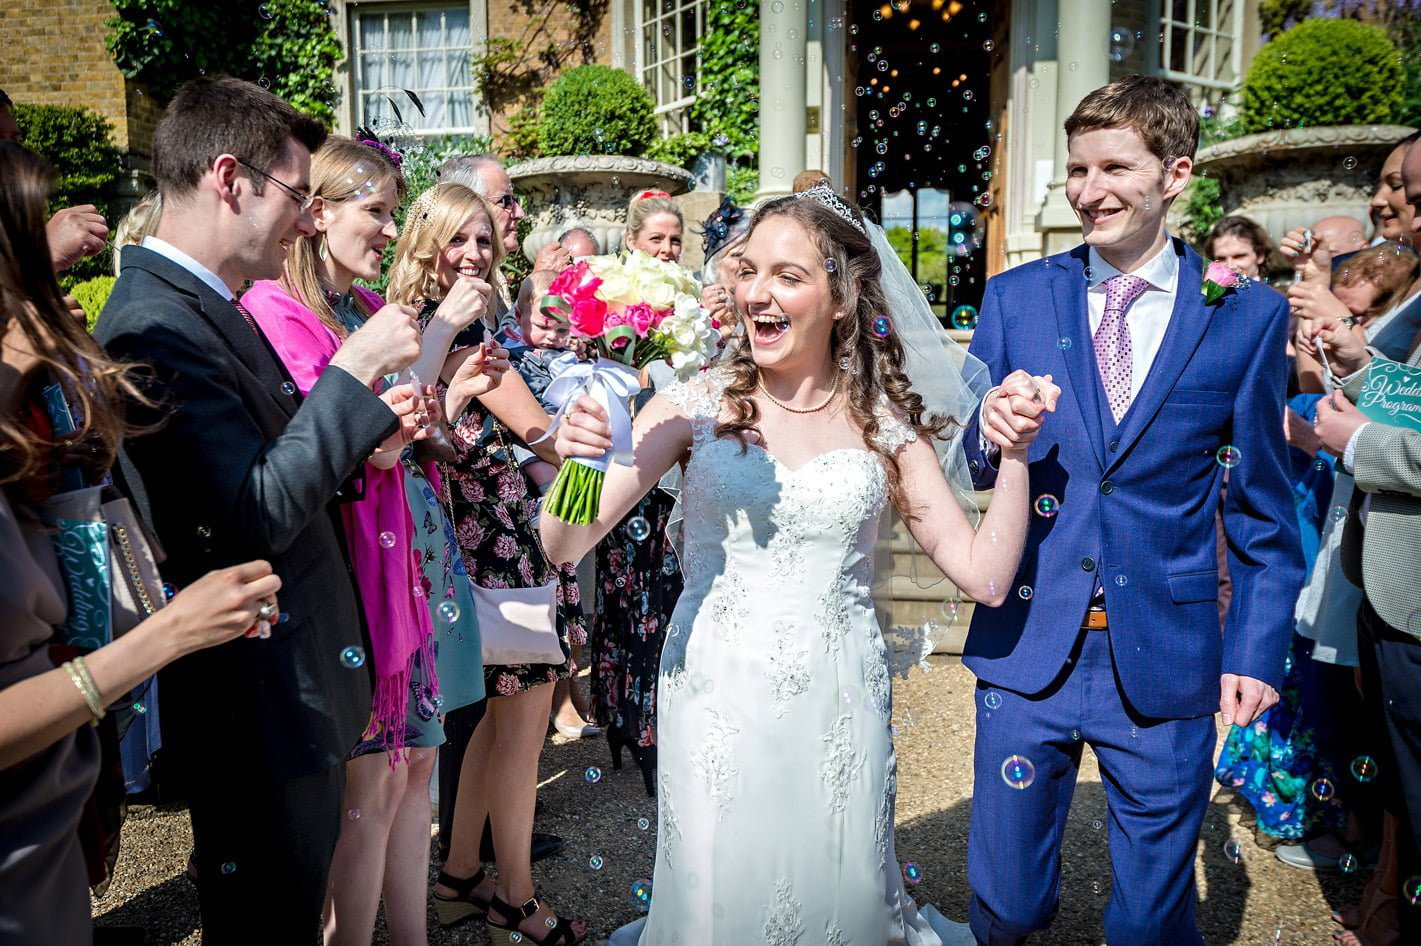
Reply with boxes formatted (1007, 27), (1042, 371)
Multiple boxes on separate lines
(607, 731), (656, 797)
(431, 865), (492, 929)
(485, 892), (588, 945)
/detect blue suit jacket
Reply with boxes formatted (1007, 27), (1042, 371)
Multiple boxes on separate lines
(961, 239), (1305, 719)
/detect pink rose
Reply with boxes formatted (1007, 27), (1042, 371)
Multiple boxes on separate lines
(569, 298), (607, 337)
(651, 307), (670, 329)
(625, 303), (656, 336)
(548, 261), (600, 301)
(1204, 261), (1239, 288)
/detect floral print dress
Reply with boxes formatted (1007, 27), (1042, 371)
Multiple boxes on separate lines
(440, 319), (584, 697)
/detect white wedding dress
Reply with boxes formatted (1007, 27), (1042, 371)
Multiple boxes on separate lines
(608, 367), (973, 946)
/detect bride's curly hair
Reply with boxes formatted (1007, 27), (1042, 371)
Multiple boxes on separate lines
(715, 193), (958, 517)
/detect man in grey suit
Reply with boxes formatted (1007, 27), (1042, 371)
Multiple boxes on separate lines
(95, 77), (423, 941)
(1310, 135), (1421, 941)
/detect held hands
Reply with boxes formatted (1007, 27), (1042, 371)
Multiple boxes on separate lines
(47, 205), (108, 272)
(329, 303), (422, 384)
(433, 274), (493, 330)
(1313, 389), (1369, 458)
(156, 561), (283, 653)
(981, 371), (1061, 457)
(1219, 673), (1279, 728)
(555, 395), (613, 460)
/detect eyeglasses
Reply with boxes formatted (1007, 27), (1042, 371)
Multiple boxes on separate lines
(236, 159), (315, 211)
(491, 192), (522, 212)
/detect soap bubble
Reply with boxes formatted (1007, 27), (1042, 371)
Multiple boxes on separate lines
(1058, 336), (1073, 350)
(1404, 875), (1421, 905)
(637, 817), (651, 830)
(1340, 852), (1360, 874)
(1216, 445), (1241, 469)
(1343, 156), (1358, 170)
(1109, 27), (1135, 61)
(973, 146), (991, 161)
(347, 808), (361, 821)
(902, 862), (923, 885)
(378, 531), (397, 548)
(339, 646), (365, 669)
(437, 601), (461, 624)
(947, 201), (985, 256)
(162, 583), (177, 600)
(1018, 585), (1034, 600)
(220, 861), (237, 875)
(1223, 839), (1243, 863)
(951, 305), (979, 330)
(585, 766), (602, 783)
(824, 258), (838, 272)
(133, 701), (148, 714)
(983, 40), (995, 52)
(1034, 494), (1060, 518)
(1350, 755), (1378, 783)
(258, 3), (274, 20)
(1331, 506), (1348, 523)
(940, 597), (961, 623)
(1310, 778), (1336, 802)
(281, 382), (296, 396)
(1114, 575), (1128, 587)
(1001, 754), (1036, 789)
(872, 316), (893, 337)
(630, 879), (653, 912)
(589, 854), (604, 870)
(1092, 819), (1103, 831)
(626, 516), (652, 543)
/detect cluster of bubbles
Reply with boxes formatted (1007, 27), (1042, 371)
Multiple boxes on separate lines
(339, 645), (366, 669)
(1001, 754), (1036, 789)
(630, 879), (653, 912)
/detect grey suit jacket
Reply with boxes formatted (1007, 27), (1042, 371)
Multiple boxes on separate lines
(1340, 343), (1421, 638)
(96, 246), (398, 785)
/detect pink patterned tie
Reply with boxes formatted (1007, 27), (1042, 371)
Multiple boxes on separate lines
(1094, 273), (1150, 423)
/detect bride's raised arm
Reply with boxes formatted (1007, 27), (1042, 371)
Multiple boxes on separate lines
(539, 392), (692, 565)
(896, 396), (1048, 608)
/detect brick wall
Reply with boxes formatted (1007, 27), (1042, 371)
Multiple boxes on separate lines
(483, 0), (617, 146)
(0, 0), (150, 156)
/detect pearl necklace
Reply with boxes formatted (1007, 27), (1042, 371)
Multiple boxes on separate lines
(756, 375), (840, 414)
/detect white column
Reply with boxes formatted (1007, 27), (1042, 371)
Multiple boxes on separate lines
(756, 0), (808, 200)
(1034, 0), (1112, 242)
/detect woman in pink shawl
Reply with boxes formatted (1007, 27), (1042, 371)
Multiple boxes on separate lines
(241, 135), (501, 946)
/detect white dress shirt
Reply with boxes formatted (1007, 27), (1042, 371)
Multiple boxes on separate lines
(1084, 241), (1180, 403)
(140, 236), (234, 301)
(978, 239), (1181, 458)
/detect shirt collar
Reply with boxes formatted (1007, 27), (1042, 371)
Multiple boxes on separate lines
(141, 236), (234, 301)
(1086, 238), (1179, 295)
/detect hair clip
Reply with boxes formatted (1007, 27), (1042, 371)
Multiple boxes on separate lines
(354, 126), (403, 170)
(635, 190), (671, 201)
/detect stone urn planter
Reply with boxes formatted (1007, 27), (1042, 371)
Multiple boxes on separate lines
(506, 155), (694, 263)
(1188, 124), (1415, 240)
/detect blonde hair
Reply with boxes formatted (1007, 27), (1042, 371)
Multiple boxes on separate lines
(516, 269), (559, 318)
(386, 182), (504, 308)
(1335, 243), (1420, 321)
(112, 191), (162, 276)
(281, 135), (405, 336)
(623, 193), (682, 250)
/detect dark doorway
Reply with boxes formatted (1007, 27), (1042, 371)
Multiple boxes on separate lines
(850, 0), (994, 324)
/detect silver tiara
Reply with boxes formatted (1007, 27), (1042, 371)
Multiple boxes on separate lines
(797, 184), (866, 235)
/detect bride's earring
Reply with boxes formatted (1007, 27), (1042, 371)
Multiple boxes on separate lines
(318, 234), (329, 262)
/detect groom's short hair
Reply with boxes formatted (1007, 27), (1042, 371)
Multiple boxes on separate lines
(1064, 74), (1199, 163)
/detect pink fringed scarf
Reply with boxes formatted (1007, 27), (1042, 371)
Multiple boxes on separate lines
(241, 280), (437, 756)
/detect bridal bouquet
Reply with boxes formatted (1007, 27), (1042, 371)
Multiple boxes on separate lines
(539, 250), (720, 525)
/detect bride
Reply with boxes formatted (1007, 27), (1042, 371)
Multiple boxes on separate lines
(541, 187), (1056, 946)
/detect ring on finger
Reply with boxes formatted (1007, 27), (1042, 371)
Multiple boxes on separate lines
(256, 599), (278, 623)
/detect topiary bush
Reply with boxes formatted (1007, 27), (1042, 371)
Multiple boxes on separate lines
(70, 276), (117, 332)
(537, 65), (657, 157)
(1239, 19), (1404, 134)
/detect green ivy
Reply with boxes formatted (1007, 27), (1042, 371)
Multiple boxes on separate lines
(645, 131), (715, 169)
(1178, 174), (1223, 248)
(690, 1), (760, 160)
(70, 276), (118, 332)
(1239, 19), (1403, 134)
(105, 0), (341, 124)
(538, 65), (657, 157)
(13, 104), (123, 287)
(725, 163), (759, 205)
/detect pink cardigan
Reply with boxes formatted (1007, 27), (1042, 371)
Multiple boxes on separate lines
(241, 280), (436, 752)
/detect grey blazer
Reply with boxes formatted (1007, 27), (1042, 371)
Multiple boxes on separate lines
(1340, 342), (1421, 638)
(95, 246), (398, 785)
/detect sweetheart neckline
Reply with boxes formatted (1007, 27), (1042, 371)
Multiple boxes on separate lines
(700, 437), (881, 476)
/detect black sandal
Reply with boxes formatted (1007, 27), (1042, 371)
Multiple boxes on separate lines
(485, 892), (587, 945)
(431, 865), (492, 929)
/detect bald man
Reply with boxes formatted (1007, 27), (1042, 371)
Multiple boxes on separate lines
(1310, 215), (1369, 255)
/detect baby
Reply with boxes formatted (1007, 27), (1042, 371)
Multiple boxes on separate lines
(500, 269), (571, 496)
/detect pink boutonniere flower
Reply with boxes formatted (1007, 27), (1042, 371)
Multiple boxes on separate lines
(1202, 261), (1242, 305)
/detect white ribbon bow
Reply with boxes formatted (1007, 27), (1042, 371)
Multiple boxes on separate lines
(534, 353), (643, 471)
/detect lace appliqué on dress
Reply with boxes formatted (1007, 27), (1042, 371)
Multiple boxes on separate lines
(693, 709), (741, 820)
(870, 396), (919, 454)
(862, 647), (891, 718)
(820, 714), (865, 814)
(764, 879), (805, 946)
(658, 768), (681, 870)
(658, 365), (734, 442)
(709, 563), (748, 643)
(769, 620), (811, 718)
(817, 588), (853, 656)
(825, 926), (848, 946)
(874, 755), (898, 869)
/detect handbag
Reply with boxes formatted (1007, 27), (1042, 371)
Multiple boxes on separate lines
(457, 420), (565, 667)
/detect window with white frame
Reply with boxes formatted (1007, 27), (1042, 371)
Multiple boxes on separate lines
(1159, 0), (1245, 105)
(637, 0), (705, 134)
(352, 4), (475, 136)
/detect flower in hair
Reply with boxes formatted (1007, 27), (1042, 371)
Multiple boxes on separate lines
(697, 195), (747, 259)
(355, 126), (403, 170)
(635, 190), (671, 201)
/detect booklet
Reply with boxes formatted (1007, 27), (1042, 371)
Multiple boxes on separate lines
(1357, 357), (1421, 433)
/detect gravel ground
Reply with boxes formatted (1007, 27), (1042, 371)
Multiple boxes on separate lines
(93, 658), (1363, 944)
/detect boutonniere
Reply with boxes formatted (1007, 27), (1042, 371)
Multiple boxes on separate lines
(1202, 262), (1243, 305)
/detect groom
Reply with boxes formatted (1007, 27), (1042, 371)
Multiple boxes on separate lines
(960, 75), (1304, 945)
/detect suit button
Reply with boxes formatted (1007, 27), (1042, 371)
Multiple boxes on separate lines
(1081, 557), (1095, 571)
(1100, 481), (1114, 494)
(1109, 440), (1119, 451)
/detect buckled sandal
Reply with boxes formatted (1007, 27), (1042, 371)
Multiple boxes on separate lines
(485, 892), (588, 945)
(431, 865), (492, 929)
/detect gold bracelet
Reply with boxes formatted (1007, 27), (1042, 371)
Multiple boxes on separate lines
(62, 657), (105, 726)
